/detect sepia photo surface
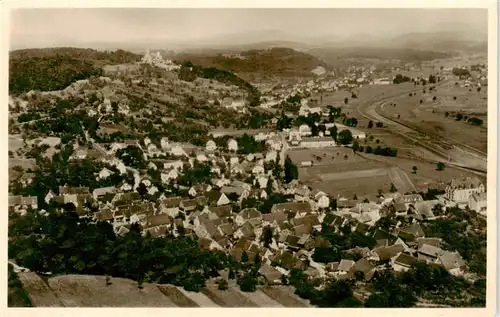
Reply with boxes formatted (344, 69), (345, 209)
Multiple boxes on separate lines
(3, 1), (497, 315)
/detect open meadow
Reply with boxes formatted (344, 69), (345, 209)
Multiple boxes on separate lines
(16, 272), (310, 308)
(378, 77), (487, 153)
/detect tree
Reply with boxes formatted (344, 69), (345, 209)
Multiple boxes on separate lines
(367, 120), (373, 128)
(390, 183), (397, 193)
(344, 97), (348, 105)
(284, 156), (299, 183)
(261, 226), (273, 248)
(337, 129), (353, 145)
(238, 272), (258, 292)
(116, 145), (146, 169)
(217, 278), (228, 290)
(241, 251), (249, 263)
(412, 166), (418, 174)
(329, 125), (338, 142)
(437, 162), (445, 171)
(352, 141), (360, 152)
(429, 75), (437, 84)
(136, 183), (148, 200)
(432, 96), (437, 101)
(419, 99), (423, 104)
(455, 113), (463, 121)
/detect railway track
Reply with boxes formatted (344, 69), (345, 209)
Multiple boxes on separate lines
(356, 80), (487, 175)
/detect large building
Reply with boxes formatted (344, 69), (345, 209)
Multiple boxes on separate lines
(297, 137), (336, 148)
(468, 192), (487, 216)
(325, 123), (366, 139)
(445, 177), (485, 204)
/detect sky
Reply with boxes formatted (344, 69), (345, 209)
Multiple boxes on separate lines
(9, 8), (488, 49)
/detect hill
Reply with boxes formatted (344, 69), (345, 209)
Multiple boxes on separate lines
(174, 47), (332, 82)
(9, 47), (141, 94)
(15, 272), (311, 307)
(310, 47), (453, 65)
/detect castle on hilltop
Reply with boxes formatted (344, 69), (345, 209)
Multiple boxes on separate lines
(140, 49), (180, 71)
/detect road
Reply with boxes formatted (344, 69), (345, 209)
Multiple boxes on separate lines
(356, 81), (487, 175)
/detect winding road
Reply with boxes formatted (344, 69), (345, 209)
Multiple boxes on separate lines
(355, 80), (487, 176)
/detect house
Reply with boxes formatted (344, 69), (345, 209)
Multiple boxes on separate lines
(398, 223), (425, 242)
(393, 202), (408, 215)
(392, 253), (418, 272)
(402, 194), (423, 204)
(410, 201), (438, 219)
(438, 251), (467, 276)
(160, 137), (170, 149)
(337, 199), (360, 210)
(468, 192), (487, 216)
(265, 151), (278, 163)
(157, 197), (183, 217)
(231, 180), (253, 192)
(59, 186), (90, 196)
(252, 165), (265, 175)
(205, 191), (231, 206)
(258, 264), (282, 284)
(325, 123), (366, 139)
(206, 140), (217, 152)
(371, 244), (405, 262)
(169, 145), (187, 157)
(44, 190), (56, 204)
(9, 195), (38, 211)
(94, 209), (114, 223)
(285, 235), (301, 251)
(97, 167), (113, 180)
(235, 208), (262, 227)
(211, 177), (231, 188)
(416, 237), (441, 249)
(417, 244), (444, 263)
(349, 258), (375, 279)
(209, 205), (233, 219)
(337, 259), (355, 275)
(92, 187), (116, 200)
(271, 202), (312, 214)
(163, 160), (184, 170)
(297, 234), (316, 250)
(189, 184), (212, 197)
(266, 135), (282, 151)
(445, 177), (485, 204)
(161, 169), (179, 183)
(143, 214), (172, 230)
(180, 199), (198, 212)
(196, 153), (208, 162)
(227, 139), (238, 152)
(221, 186), (249, 200)
(255, 176), (269, 189)
(298, 124), (312, 136)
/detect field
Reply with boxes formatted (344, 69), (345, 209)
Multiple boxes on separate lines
(16, 273), (310, 307)
(378, 79), (487, 153)
(287, 137), (482, 198)
(289, 147), (418, 198)
(356, 152), (484, 192)
(287, 147), (365, 167)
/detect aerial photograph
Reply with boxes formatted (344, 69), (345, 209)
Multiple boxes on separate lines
(7, 7), (491, 309)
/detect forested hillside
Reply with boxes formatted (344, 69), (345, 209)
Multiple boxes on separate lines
(9, 48), (141, 94)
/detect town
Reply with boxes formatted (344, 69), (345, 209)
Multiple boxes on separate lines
(7, 8), (489, 309)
